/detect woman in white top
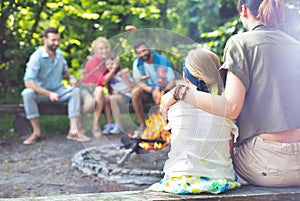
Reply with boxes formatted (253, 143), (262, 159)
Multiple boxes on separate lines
(146, 47), (240, 194)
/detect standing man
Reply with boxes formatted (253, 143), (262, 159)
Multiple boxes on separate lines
(21, 27), (90, 145)
(132, 39), (176, 134)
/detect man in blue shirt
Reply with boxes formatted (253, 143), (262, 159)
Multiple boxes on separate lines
(132, 39), (176, 134)
(21, 27), (90, 144)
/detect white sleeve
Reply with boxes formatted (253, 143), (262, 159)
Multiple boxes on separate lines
(132, 59), (141, 79)
(228, 119), (239, 141)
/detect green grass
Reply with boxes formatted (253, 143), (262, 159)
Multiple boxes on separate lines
(0, 113), (139, 140)
(82, 113), (139, 131)
(0, 115), (20, 139)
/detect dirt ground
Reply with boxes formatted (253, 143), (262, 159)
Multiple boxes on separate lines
(0, 133), (146, 199)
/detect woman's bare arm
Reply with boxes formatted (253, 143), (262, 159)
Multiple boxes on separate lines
(160, 70), (246, 120)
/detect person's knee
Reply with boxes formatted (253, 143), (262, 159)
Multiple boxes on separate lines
(84, 95), (95, 111)
(21, 88), (36, 101)
(110, 94), (121, 104)
(94, 87), (104, 100)
(65, 87), (81, 104)
(131, 88), (142, 102)
(72, 87), (81, 97)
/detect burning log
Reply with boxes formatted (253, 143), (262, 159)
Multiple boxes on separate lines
(118, 99), (171, 165)
(117, 134), (166, 165)
(117, 138), (138, 165)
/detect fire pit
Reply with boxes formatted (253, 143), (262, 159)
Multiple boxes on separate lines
(72, 104), (171, 187)
(72, 143), (169, 187)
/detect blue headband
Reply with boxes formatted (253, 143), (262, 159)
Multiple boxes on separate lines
(183, 62), (209, 92)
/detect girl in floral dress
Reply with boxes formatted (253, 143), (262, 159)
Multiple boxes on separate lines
(146, 47), (240, 194)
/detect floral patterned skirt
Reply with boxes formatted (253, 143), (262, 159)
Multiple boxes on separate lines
(145, 175), (240, 194)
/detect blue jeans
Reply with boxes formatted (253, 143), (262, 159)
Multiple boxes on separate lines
(21, 86), (81, 119)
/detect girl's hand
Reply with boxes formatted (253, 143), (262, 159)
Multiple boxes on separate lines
(112, 57), (120, 71)
(160, 89), (177, 120)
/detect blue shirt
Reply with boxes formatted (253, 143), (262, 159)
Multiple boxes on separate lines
(23, 47), (68, 91)
(132, 51), (175, 89)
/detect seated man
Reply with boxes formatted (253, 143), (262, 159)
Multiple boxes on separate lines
(131, 39), (176, 134)
(21, 27), (90, 145)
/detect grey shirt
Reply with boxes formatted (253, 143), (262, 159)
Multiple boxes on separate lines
(221, 26), (300, 145)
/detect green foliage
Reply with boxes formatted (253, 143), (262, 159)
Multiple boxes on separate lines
(0, 0), (173, 103)
(0, 0), (300, 104)
(200, 17), (244, 62)
(198, 0), (300, 61)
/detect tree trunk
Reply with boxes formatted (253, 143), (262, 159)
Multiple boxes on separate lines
(0, 0), (15, 62)
(187, 1), (200, 42)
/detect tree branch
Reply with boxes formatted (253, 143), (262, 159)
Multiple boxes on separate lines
(27, 0), (48, 44)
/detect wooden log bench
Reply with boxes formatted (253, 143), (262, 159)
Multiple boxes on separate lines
(0, 102), (68, 135)
(0, 102), (156, 135)
(4, 185), (300, 201)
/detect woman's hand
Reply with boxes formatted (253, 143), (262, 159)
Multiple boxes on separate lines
(160, 89), (177, 120)
(69, 75), (77, 86)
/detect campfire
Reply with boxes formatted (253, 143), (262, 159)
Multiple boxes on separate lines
(133, 112), (171, 151)
(119, 91), (171, 164)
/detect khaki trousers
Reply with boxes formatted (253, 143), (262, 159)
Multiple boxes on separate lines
(234, 136), (300, 187)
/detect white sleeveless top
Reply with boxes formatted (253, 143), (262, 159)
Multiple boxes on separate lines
(164, 101), (238, 180)
(110, 71), (133, 97)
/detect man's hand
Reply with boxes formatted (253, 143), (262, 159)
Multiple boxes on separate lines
(48, 92), (59, 102)
(140, 75), (150, 81)
(151, 87), (160, 104)
(25, 80), (57, 100)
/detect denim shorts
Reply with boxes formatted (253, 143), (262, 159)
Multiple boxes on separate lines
(121, 94), (131, 102)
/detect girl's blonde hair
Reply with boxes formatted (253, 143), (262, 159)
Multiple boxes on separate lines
(91, 37), (111, 53)
(185, 47), (223, 95)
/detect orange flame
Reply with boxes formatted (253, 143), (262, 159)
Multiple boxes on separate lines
(137, 90), (171, 152)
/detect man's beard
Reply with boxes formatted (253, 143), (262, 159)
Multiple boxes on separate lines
(141, 52), (151, 62)
(47, 44), (58, 52)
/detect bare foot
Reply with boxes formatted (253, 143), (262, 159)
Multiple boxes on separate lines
(23, 133), (41, 145)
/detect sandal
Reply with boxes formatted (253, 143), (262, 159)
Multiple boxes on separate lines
(91, 129), (102, 138)
(23, 134), (41, 145)
(66, 133), (91, 142)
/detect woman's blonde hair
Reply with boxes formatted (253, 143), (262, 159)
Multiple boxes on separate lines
(185, 47), (223, 95)
(91, 36), (111, 53)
